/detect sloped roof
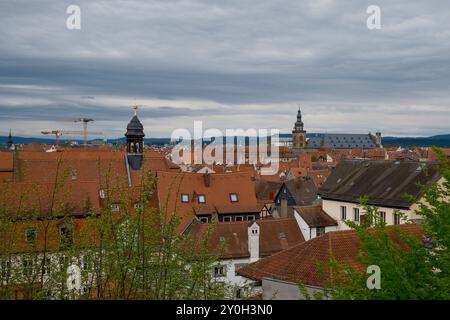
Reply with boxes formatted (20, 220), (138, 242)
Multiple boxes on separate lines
(156, 171), (261, 234)
(237, 224), (422, 286)
(255, 180), (283, 201)
(307, 134), (377, 149)
(0, 152), (13, 171)
(0, 181), (101, 219)
(282, 177), (318, 206)
(319, 159), (440, 208)
(185, 218), (305, 259)
(294, 205), (337, 227)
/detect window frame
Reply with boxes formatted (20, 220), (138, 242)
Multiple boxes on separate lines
(353, 207), (360, 222)
(380, 211), (386, 223)
(25, 227), (38, 244)
(197, 194), (206, 204)
(340, 206), (347, 221)
(394, 213), (401, 225)
(316, 226), (326, 237)
(181, 193), (189, 203)
(214, 265), (226, 277)
(229, 193), (239, 203)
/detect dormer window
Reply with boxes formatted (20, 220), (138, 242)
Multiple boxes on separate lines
(229, 193), (238, 202)
(198, 194), (206, 204)
(181, 194), (189, 203)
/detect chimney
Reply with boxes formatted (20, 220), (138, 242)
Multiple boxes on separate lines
(203, 171), (210, 187)
(248, 222), (260, 263)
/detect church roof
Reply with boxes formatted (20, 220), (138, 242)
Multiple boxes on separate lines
(125, 115), (145, 138)
(307, 133), (377, 149)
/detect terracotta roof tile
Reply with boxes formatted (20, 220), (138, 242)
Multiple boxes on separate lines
(237, 224), (422, 286)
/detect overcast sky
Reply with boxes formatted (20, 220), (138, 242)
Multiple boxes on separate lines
(1, 0), (449, 139)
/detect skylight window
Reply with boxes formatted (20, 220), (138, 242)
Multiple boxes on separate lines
(229, 193), (239, 202)
(198, 194), (206, 204)
(181, 194), (189, 203)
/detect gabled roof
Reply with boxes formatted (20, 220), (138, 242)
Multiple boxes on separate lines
(185, 218), (305, 259)
(156, 171), (261, 234)
(255, 180), (283, 202)
(294, 205), (337, 227)
(276, 177), (318, 206)
(319, 159), (440, 209)
(237, 224), (422, 287)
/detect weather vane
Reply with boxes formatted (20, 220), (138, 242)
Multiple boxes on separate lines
(133, 103), (139, 116)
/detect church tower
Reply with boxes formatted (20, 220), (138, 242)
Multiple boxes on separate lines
(125, 105), (145, 170)
(7, 129), (15, 151)
(292, 106), (306, 153)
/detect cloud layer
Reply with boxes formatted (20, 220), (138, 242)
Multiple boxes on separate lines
(1, 0), (449, 138)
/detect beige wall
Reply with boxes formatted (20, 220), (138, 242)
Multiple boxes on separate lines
(322, 199), (414, 230)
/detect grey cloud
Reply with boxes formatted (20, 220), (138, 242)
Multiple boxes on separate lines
(0, 0), (449, 137)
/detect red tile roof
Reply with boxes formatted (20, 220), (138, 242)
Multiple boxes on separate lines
(185, 218), (305, 259)
(156, 171), (261, 233)
(237, 224), (422, 287)
(294, 205), (337, 227)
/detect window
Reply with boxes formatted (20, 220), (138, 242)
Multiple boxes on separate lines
(82, 256), (92, 271)
(71, 169), (78, 180)
(42, 257), (51, 275)
(134, 203), (143, 210)
(246, 215), (255, 221)
(198, 194), (206, 204)
(235, 216), (244, 222)
(1, 260), (11, 280)
(181, 194), (189, 203)
(59, 224), (73, 247)
(25, 228), (37, 244)
(214, 265), (226, 277)
(278, 232), (286, 239)
(199, 216), (210, 223)
(22, 259), (33, 277)
(59, 256), (70, 271)
(229, 193), (239, 202)
(110, 204), (120, 212)
(223, 216), (232, 222)
(353, 208), (360, 222)
(316, 227), (325, 237)
(340, 206), (347, 221)
(380, 211), (386, 223)
(394, 213), (401, 225)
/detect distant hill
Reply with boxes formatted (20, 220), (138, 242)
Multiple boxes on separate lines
(1, 133), (449, 148)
